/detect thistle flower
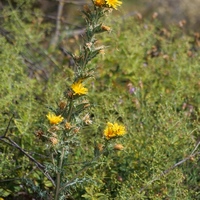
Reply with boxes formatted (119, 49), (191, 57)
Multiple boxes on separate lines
(104, 122), (126, 139)
(105, 0), (122, 10)
(71, 80), (88, 95)
(46, 113), (64, 125)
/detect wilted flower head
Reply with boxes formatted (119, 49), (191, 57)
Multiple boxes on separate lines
(35, 130), (44, 138)
(46, 113), (64, 125)
(73, 127), (80, 133)
(71, 80), (88, 95)
(59, 101), (67, 110)
(82, 113), (93, 125)
(104, 122), (126, 139)
(94, 0), (106, 7)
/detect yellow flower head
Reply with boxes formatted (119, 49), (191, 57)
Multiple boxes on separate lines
(105, 0), (122, 9)
(94, 0), (106, 7)
(71, 80), (88, 95)
(46, 113), (64, 125)
(104, 122), (126, 139)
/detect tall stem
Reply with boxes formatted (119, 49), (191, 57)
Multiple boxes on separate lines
(55, 99), (73, 199)
(67, 99), (74, 122)
(55, 147), (65, 200)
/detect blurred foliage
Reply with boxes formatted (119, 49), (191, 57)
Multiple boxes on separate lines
(0, 0), (200, 199)
(123, 0), (200, 32)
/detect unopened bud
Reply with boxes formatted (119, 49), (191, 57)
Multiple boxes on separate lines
(114, 144), (124, 150)
(101, 25), (111, 32)
(59, 101), (67, 110)
(65, 122), (72, 130)
(97, 143), (104, 152)
(35, 130), (44, 138)
(73, 127), (80, 133)
(50, 137), (58, 145)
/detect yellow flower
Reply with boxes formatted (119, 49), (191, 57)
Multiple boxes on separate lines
(104, 122), (126, 139)
(71, 80), (88, 95)
(46, 113), (64, 125)
(94, 0), (106, 7)
(105, 0), (122, 9)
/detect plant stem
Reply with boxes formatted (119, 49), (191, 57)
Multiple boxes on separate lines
(67, 99), (74, 122)
(55, 99), (74, 199)
(55, 147), (65, 200)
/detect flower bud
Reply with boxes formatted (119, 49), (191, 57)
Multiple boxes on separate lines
(59, 101), (67, 110)
(50, 137), (58, 145)
(65, 122), (72, 130)
(114, 144), (124, 150)
(101, 25), (111, 32)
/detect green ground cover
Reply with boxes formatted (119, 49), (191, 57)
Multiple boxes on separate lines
(0, 0), (199, 199)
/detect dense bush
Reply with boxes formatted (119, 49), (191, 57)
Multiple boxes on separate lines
(0, 0), (199, 199)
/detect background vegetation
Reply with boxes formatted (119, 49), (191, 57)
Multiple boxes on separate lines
(0, 0), (199, 199)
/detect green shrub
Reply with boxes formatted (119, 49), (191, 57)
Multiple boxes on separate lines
(0, 1), (199, 199)
(79, 16), (200, 199)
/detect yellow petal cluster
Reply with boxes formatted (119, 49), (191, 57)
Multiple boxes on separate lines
(46, 113), (64, 125)
(94, 0), (122, 10)
(105, 0), (122, 9)
(104, 122), (126, 139)
(71, 80), (88, 95)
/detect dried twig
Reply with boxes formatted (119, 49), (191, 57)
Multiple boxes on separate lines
(0, 116), (55, 187)
(51, 0), (65, 46)
(0, 114), (14, 138)
(57, 0), (88, 5)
